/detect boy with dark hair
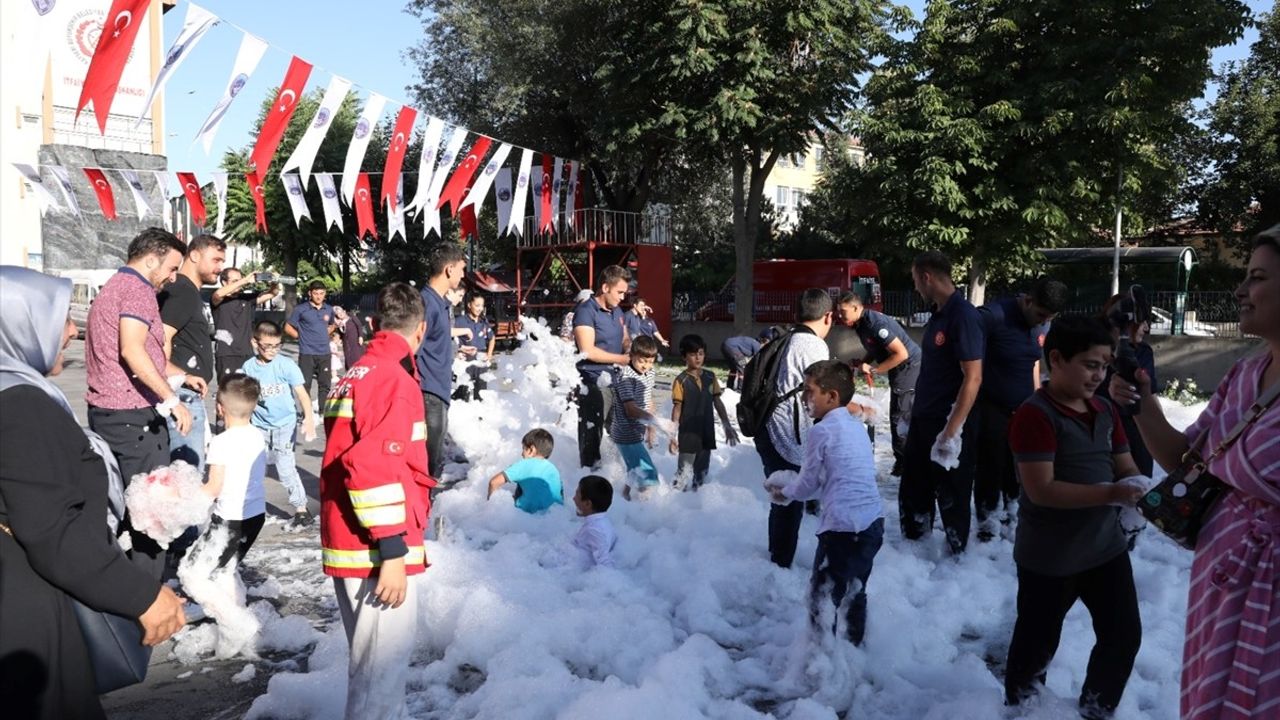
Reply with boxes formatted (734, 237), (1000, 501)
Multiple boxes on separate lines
(321, 282), (435, 720)
(195, 374), (268, 569)
(571, 475), (617, 568)
(611, 335), (660, 500)
(974, 276), (1069, 540)
(239, 320), (317, 527)
(767, 360), (883, 646)
(1003, 315), (1145, 719)
(487, 428), (564, 513)
(670, 334), (739, 490)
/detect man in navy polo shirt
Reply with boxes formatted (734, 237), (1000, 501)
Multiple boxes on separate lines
(837, 291), (921, 476)
(573, 265), (633, 468)
(286, 281), (337, 413)
(417, 243), (468, 480)
(974, 276), (1067, 540)
(900, 251), (984, 554)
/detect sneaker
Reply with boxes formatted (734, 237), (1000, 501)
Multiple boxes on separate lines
(976, 519), (998, 543)
(890, 459), (903, 477)
(289, 510), (314, 529)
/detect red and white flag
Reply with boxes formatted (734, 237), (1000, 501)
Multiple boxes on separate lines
(437, 136), (492, 217)
(419, 126), (468, 237)
(315, 173), (344, 233)
(381, 106), (418, 211)
(83, 168), (118, 221)
(508, 149), (533, 237)
(539, 155), (554, 234)
(565, 161), (580, 228)
(405, 116), (446, 215)
(281, 75), (351, 188)
(176, 172), (206, 227)
(136, 3), (218, 127)
(195, 32), (268, 154)
(354, 172), (377, 241)
(460, 205), (478, 242)
(48, 166), (81, 217)
(340, 93), (387, 203)
(75, 0), (155, 134)
(246, 171), (267, 233)
(281, 172), (311, 228)
(12, 164), (61, 215)
(461, 142), (513, 217)
(249, 56), (312, 177)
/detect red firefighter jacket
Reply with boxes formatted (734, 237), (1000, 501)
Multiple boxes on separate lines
(320, 331), (435, 577)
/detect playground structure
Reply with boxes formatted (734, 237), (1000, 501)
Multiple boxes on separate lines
(516, 208), (673, 336)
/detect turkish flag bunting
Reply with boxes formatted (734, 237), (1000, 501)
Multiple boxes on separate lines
(539, 155), (554, 233)
(82, 168), (118, 221)
(75, 0), (155, 134)
(176, 171), (206, 227)
(354, 172), (377, 240)
(460, 205), (478, 242)
(436, 136), (492, 217)
(246, 171), (268, 233)
(249, 56), (313, 176)
(382, 106), (418, 212)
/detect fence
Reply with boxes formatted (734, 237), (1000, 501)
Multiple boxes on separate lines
(673, 288), (1246, 338)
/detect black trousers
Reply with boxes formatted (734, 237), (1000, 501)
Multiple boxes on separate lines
(576, 382), (613, 468)
(1005, 552), (1141, 719)
(423, 392), (448, 481)
(974, 399), (1019, 525)
(809, 518), (884, 646)
(899, 413), (978, 554)
(886, 361), (919, 465)
(297, 352), (332, 409)
(757, 429), (804, 568)
(87, 405), (171, 582)
(676, 450), (711, 489)
(216, 354), (252, 382)
(207, 514), (265, 570)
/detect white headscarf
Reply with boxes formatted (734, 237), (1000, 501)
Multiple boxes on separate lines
(0, 266), (126, 530)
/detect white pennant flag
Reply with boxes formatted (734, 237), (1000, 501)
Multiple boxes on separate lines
(211, 172), (228, 236)
(153, 171), (172, 231)
(566, 160), (580, 228)
(117, 169), (154, 220)
(47, 166), (80, 217)
(405, 115), (445, 215)
(281, 172), (311, 228)
(12, 164), (60, 214)
(195, 33), (268, 155)
(340, 93), (387, 203)
(550, 157), (565, 230)
(494, 168), (513, 235)
(282, 75), (351, 188)
(136, 4), (218, 128)
(420, 126), (468, 238)
(387, 177), (406, 241)
(508, 149), (534, 237)
(460, 142), (512, 217)
(316, 173), (344, 233)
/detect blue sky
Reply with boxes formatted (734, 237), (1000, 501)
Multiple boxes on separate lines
(159, 0), (1271, 186)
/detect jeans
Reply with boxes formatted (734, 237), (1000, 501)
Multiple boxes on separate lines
(1005, 552), (1141, 719)
(168, 387), (208, 474)
(423, 392), (448, 481)
(899, 413), (978, 554)
(298, 352), (332, 408)
(757, 429), (804, 568)
(258, 423), (307, 510)
(809, 518), (884, 646)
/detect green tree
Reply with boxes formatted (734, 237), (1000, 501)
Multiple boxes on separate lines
(843, 0), (1249, 302)
(1195, 10), (1279, 244)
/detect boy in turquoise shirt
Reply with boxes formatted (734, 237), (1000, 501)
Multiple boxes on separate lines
(487, 429), (563, 513)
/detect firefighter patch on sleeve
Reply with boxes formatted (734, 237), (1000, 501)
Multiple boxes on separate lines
(411, 421), (427, 441)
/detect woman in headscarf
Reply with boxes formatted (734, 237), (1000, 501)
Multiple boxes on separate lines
(0, 266), (186, 720)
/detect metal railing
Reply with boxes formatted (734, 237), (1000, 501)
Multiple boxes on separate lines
(517, 208), (672, 248)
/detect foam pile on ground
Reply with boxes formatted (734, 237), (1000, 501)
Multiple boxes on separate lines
(244, 322), (1204, 718)
(177, 524), (260, 659)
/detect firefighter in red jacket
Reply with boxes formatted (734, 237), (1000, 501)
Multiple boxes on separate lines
(320, 283), (435, 719)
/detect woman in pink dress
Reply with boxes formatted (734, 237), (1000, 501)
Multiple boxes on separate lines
(1111, 225), (1280, 719)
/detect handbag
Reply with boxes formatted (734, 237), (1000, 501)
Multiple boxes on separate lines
(0, 521), (152, 694)
(1138, 377), (1280, 549)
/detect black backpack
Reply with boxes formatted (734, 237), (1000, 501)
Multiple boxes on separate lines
(735, 328), (802, 437)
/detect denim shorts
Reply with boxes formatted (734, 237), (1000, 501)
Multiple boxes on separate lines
(616, 442), (659, 487)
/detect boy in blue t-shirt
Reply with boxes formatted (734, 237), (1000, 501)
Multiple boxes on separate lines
(238, 320), (318, 528)
(487, 428), (563, 513)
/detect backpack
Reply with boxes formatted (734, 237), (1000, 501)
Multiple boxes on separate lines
(735, 329), (802, 438)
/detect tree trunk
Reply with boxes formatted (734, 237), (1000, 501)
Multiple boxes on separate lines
(731, 158), (752, 332)
(283, 246), (299, 315)
(967, 260), (986, 306)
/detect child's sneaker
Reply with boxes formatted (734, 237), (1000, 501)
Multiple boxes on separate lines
(289, 510), (314, 529)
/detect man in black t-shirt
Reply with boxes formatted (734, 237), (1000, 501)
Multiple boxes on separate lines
(211, 266), (280, 381)
(158, 234), (225, 472)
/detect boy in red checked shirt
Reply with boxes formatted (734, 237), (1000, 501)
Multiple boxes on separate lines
(319, 283), (435, 720)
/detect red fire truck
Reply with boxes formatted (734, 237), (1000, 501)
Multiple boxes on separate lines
(696, 258), (883, 322)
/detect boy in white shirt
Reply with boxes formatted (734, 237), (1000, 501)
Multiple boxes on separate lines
(199, 374), (269, 567)
(767, 360), (884, 646)
(571, 475), (617, 568)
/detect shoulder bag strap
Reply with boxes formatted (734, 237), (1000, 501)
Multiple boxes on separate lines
(1202, 376), (1280, 464)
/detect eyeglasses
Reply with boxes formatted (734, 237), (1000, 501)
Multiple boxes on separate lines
(257, 342), (282, 350)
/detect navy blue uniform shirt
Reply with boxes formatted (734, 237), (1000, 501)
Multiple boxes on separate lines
(914, 290), (985, 420)
(454, 313), (493, 351)
(854, 309), (921, 366)
(979, 296), (1049, 412)
(287, 302), (335, 355)
(722, 336), (761, 359)
(416, 287), (455, 403)
(573, 297), (625, 382)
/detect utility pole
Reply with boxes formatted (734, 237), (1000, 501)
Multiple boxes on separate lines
(1111, 164), (1123, 296)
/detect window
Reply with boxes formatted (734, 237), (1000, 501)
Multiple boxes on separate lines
(815, 147), (826, 172)
(790, 153), (805, 170)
